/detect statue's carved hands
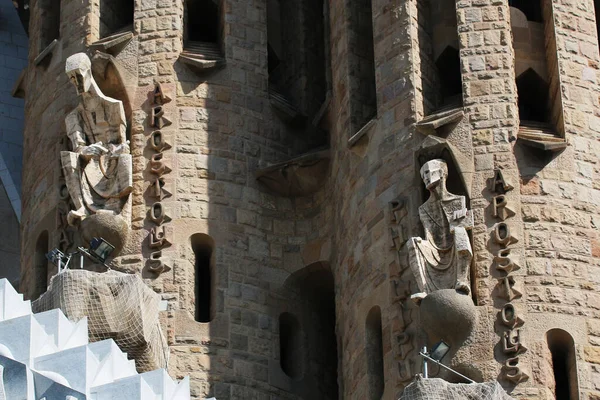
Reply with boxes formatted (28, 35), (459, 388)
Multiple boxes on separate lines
(453, 208), (467, 220)
(78, 142), (108, 157)
(108, 142), (130, 156)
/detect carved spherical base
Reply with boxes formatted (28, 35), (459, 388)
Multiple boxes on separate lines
(419, 289), (477, 348)
(80, 213), (129, 256)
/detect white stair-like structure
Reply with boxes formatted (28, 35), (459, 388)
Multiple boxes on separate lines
(0, 279), (190, 400)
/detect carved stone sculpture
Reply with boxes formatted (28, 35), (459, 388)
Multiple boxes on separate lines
(407, 159), (473, 300)
(61, 53), (132, 226)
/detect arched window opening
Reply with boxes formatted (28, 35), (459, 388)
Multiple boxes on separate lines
(517, 69), (550, 124)
(99, 0), (133, 38)
(509, 0), (542, 22)
(280, 263), (339, 398)
(547, 329), (579, 400)
(39, 0), (60, 51)
(366, 306), (384, 400)
(33, 231), (49, 299)
(191, 233), (215, 323)
(349, 0), (377, 134)
(417, 0), (462, 115)
(185, 0), (220, 45)
(267, 0), (327, 123)
(279, 312), (303, 379)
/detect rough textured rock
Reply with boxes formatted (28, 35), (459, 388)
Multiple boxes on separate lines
(400, 377), (514, 400)
(32, 270), (168, 373)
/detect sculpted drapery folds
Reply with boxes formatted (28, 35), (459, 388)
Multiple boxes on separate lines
(407, 159), (474, 301)
(61, 53), (132, 226)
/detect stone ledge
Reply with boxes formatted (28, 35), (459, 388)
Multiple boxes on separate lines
(255, 149), (330, 197)
(34, 39), (57, 66)
(89, 30), (134, 56)
(416, 107), (464, 135)
(518, 123), (567, 152)
(179, 41), (226, 73)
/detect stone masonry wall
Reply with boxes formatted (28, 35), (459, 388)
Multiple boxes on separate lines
(17, 0), (600, 399)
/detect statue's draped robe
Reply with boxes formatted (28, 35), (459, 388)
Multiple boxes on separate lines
(61, 94), (132, 218)
(409, 195), (472, 294)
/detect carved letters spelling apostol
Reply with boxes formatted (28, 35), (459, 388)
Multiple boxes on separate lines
(491, 170), (529, 383)
(146, 83), (172, 274)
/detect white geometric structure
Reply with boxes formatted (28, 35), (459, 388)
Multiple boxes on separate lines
(0, 279), (190, 400)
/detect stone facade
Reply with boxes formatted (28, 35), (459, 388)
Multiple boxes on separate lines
(15, 0), (600, 399)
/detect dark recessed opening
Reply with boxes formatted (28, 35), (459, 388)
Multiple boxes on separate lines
(186, 0), (219, 44)
(279, 312), (303, 379)
(349, 0), (377, 133)
(99, 0), (133, 38)
(547, 329), (578, 400)
(509, 0), (542, 22)
(517, 68), (550, 124)
(13, 0), (30, 35)
(436, 46), (462, 108)
(33, 231), (49, 299)
(39, 0), (60, 50)
(192, 233), (215, 323)
(366, 306), (384, 399)
(595, 0), (600, 49)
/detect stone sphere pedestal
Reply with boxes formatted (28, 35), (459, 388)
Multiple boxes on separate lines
(80, 212), (129, 256)
(419, 289), (477, 349)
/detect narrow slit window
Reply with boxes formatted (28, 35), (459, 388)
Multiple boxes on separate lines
(418, 0), (462, 115)
(349, 0), (377, 134)
(547, 329), (578, 400)
(39, 0), (60, 51)
(366, 306), (384, 399)
(192, 234), (215, 323)
(511, 0), (563, 137)
(33, 231), (49, 299)
(596, 0), (600, 48)
(99, 0), (133, 38)
(279, 312), (303, 378)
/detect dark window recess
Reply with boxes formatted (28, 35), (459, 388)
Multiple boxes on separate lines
(13, 0), (30, 35)
(419, 0), (462, 115)
(547, 329), (578, 400)
(436, 46), (462, 109)
(192, 234), (215, 323)
(366, 306), (384, 400)
(509, 0), (542, 22)
(595, 0), (600, 48)
(349, 0), (377, 133)
(186, 0), (219, 44)
(267, 0), (327, 124)
(39, 0), (60, 50)
(279, 312), (303, 378)
(99, 0), (133, 38)
(516, 68), (550, 124)
(33, 231), (49, 299)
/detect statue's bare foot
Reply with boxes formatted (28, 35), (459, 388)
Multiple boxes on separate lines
(456, 281), (471, 295)
(411, 292), (427, 305)
(67, 208), (86, 226)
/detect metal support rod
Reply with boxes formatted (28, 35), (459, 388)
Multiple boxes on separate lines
(419, 352), (476, 383)
(422, 346), (428, 378)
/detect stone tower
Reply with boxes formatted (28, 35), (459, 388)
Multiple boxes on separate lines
(16, 0), (600, 399)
